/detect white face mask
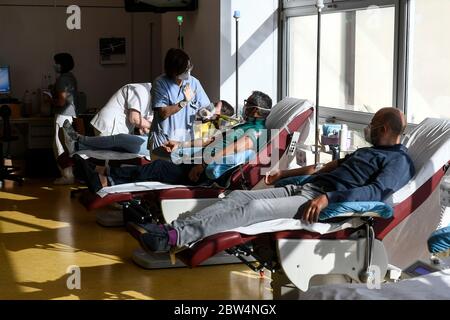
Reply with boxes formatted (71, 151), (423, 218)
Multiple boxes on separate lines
(54, 64), (62, 73)
(177, 70), (190, 81)
(364, 125), (372, 144)
(243, 105), (271, 120)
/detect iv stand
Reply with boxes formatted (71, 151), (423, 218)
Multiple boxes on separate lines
(177, 16), (184, 49)
(234, 11), (241, 117)
(314, 0), (325, 166)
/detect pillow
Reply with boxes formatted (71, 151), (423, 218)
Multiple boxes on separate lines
(428, 226), (450, 254)
(205, 150), (256, 180)
(320, 201), (393, 220)
(275, 175), (394, 220)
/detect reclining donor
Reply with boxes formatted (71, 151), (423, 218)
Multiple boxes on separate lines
(61, 100), (234, 157)
(126, 107), (416, 253)
(74, 91), (273, 192)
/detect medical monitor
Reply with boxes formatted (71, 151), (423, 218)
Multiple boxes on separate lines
(125, 0), (198, 13)
(0, 66), (11, 95)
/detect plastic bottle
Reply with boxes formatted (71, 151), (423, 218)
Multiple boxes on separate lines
(339, 124), (348, 152)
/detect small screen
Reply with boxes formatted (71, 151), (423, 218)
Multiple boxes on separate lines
(0, 66), (11, 94)
(414, 266), (432, 275)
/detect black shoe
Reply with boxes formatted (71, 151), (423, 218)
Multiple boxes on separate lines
(126, 222), (170, 253)
(73, 154), (103, 193)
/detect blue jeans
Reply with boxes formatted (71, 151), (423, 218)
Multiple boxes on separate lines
(78, 134), (149, 156)
(108, 160), (197, 186)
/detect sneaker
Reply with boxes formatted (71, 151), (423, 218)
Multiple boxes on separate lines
(53, 176), (75, 185)
(63, 120), (81, 141)
(73, 154), (103, 193)
(126, 222), (170, 253)
(59, 126), (77, 155)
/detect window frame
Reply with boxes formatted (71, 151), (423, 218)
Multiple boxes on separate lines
(280, 0), (410, 127)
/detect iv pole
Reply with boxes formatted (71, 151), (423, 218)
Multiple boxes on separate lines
(233, 10), (240, 117)
(314, 0), (325, 166)
(177, 15), (184, 49)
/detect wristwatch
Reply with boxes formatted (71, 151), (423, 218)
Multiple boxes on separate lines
(178, 100), (188, 109)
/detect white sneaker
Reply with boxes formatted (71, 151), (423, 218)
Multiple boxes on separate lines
(61, 127), (77, 155)
(53, 176), (75, 185)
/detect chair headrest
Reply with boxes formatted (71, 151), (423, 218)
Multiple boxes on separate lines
(402, 118), (450, 172)
(265, 98), (314, 130)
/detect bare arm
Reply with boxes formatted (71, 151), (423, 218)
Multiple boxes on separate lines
(266, 160), (340, 185)
(279, 160), (339, 180)
(210, 135), (253, 163)
(128, 109), (152, 130)
(157, 104), (183, 120)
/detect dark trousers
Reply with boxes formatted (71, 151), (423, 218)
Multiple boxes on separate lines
(108, 159), (197, 186)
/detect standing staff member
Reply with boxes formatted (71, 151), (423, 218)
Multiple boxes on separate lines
(149, 48), (210, 156)
(90, 83), (153, 136)
(52, 52), (79, 185)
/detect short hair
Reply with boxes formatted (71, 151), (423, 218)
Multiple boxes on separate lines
(164, 48), (190, 78)
(54, 53), (75, 73)
(220, 100), (234, 117)
(380, 108), (406, 136)
(248, 91), (272, 118)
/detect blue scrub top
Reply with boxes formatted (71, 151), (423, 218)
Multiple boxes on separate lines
(149, 74), (211, 150)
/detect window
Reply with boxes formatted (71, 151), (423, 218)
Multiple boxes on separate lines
(406, 0), (450, 124)
(286, 5), (395, 113)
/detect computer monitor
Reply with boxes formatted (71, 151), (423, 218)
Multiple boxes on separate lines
(0, 66), (11, 95)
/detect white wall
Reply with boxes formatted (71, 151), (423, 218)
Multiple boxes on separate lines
(220, 0), (279, 114)
(0, 0), (161, 109)
(159, 0), (279, 111)
(160, 0), (221, 101)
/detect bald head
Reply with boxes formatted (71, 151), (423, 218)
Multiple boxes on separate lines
(369, 108), (406, 146)
(373, 108), (406, 135)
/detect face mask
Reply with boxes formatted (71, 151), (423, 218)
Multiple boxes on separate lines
(177, 70), (190, 81)
(364, 125), (372, 144)
(54, 64), (62, 73)
(243, 105), (271, 120)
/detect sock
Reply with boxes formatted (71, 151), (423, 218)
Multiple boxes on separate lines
(158, 224), (178, 246)
(168, 229), (178, 246)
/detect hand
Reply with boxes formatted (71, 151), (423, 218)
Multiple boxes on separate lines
(139, 128), (150, 135)
(163, 140), (181, 153)
(265, 169), (283, 185)
(183, 83), (195, 102)
(302, 194), (329, 224)
(188, 164), (205, 183)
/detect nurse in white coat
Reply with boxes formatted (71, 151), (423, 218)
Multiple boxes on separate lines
(90, 83), (153, 136)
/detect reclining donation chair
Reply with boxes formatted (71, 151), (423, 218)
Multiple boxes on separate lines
(169, 117), (449, 298)
(77, 98), (314, 219)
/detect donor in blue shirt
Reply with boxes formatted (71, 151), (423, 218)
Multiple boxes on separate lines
(125, 107), (417, 253)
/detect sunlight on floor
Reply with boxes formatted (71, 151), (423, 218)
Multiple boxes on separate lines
(0, 211), (70, 234)
(0, 179), (273, 300)
(0, 191), (38, 201)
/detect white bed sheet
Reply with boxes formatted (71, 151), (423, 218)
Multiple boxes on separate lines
(75, 150), (150, 161)
(97, 181), (192, 198)
(297, 270), (450, 300)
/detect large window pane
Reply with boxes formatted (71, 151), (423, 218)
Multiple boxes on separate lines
(288, 6), (395, 113)
(407, 0), (450, 124)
